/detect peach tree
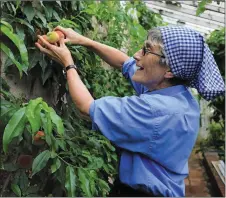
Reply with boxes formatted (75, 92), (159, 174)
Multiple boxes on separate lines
(0, 0), (163, 196)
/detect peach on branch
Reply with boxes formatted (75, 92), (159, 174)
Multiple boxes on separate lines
(46, 30), (65, 43)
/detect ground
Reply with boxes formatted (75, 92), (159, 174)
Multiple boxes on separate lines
(185, 147), (212, 197)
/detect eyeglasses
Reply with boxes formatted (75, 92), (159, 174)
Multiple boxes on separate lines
(142, 46), (165, 58)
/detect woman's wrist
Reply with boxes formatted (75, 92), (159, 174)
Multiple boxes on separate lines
(83, 38), (93, 47)
(71, 37), (93, 47)
(63, 57), (74, 68)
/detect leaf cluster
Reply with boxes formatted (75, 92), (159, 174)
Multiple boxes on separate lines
(1, 96), (117, 197)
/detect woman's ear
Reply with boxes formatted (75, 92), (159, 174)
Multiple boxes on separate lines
(164, 71), (174, 79)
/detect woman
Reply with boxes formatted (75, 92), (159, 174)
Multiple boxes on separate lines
(36, 26), (225, 197)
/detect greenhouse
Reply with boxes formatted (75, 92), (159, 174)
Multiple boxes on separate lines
(0, 0), (225, 197)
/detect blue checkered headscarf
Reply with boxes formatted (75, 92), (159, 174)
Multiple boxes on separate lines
(158, 26), (225, 101)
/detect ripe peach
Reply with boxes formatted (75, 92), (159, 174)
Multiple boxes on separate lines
(46, 30), (65, 43)
(17, 155), (33, 169)
(34, 130), (45, 141)
(46, 31), (59, 43)
(55, 30), (65, 39)
(33, 131), (45, 146)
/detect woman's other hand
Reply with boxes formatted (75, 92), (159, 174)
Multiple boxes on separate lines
(54, 26), (91, 46)
(35, 35), (74, 67)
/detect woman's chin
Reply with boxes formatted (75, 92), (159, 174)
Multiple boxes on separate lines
(132, 74), (143, 83)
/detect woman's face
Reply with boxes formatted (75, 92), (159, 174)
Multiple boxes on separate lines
(132, 41), (172, 91)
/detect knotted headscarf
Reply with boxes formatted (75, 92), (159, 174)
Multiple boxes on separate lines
(158, 26), (225, 101)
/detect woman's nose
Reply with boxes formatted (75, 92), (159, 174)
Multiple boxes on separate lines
(133, 49), (142, 61)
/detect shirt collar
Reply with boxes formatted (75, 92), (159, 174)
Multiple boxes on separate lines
(145, 85), (187, 96)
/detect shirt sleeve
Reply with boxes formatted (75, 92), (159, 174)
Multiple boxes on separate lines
(122, 57), (148, 95)
(89, 96), (155, 155)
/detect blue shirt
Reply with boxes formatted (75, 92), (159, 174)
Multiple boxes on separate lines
(89, 57), (200, 196)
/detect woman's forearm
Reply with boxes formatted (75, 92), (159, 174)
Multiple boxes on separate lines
(66, 68), (94, 115)
(80, 39), (130, 69)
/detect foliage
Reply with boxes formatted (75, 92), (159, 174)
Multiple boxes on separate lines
(82, 67), (135, 98)
(1, 94), (117, 197)
(198, 121), (225, 160)
(207, 28), (225, 78)
(127, 0), (165, 31)
(0, 0), (163, 197)
(197, 28), (225, 160)
(196, 0), (212, 16)
(196, 0), (222, 16)
(206, 28), (225, 123)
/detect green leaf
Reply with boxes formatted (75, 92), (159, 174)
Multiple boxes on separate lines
(9, 2), (16, 16)
(15, 0), (21, 10)
(13, 169), (29, 192)
(41, 67), (52, 85)
(0, 42), (24, 77)
(18, 170), (29, 191)
(26, 97), (43, 133)
(3, 162), (19, 172)
(1, 13), (34, 32)
(39, 55), (47, 72)
(15, 24), (25, 40)
(28, 49), (42, 69)
(1, 25), (29, 73)
(56, 139), (66, 151)
(0, 20), (13, 32)
(196, 0), (212, 16)
(87, 157), (104, 169)
(89, 170), (97, 195)
(40, 102), (53, 137)
(0, 99), (19, 123)
(55, 163), (66, 184)
(3, 107), (27, 153)
(23, 186), (39, 196)
(59, 19), (79, 28)
(51, 158), (61, 173)
(32, 150), (50, 176)
(65, 166), (76, 197)
(78, 168), (92, 197)
(52, 10), (61, 21)
(11, 184), (21, 197)
(16, 18), (34, 32)
(40, 112), (52, 144)
(56, 1), (62, 7)
(43, 2), (53, 20)
(98, 179), (110, 196)
(36, 11), (47, 27)
(49, 107), (64, 135)
(23, 2), (35, 22)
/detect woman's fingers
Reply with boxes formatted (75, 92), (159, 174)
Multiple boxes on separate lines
(59, 38), (65, 47)
(64, 38), (70, 43)
(37, 35), (55, 50)
(35, 42), (47, 53)
(54, 26), (66, 33)
(35, 42), (51, 53)
(35, 42), (62, 64)
(35, 42), (56, 58)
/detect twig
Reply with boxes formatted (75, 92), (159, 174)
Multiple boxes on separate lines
(57, 155), (95, 170)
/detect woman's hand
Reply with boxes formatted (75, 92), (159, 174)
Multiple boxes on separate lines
(35, 35), (74, 67)
(54, 26), (91, 46)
